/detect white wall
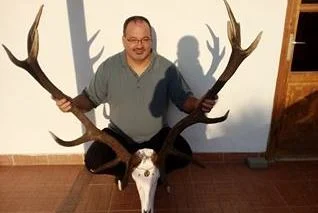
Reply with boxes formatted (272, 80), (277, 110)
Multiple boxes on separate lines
(0, 0), (287, 154)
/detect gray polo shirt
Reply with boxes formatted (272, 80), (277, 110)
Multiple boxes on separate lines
(85, 51), (193, 142)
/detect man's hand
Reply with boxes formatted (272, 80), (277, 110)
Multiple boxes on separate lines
(52, 96), (72, 112)
(183, 95), (218, 114)
(52, 94), (95, 113)
(201, 97), (218, 113)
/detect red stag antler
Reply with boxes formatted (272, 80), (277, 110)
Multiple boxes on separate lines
(2, 5), (133, 189)
(156, 0), (262, 187)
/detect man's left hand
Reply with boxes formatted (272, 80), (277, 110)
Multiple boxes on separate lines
(201, 96), (218, 112)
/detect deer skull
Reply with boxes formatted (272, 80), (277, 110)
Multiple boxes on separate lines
(131, 149), (160, 213)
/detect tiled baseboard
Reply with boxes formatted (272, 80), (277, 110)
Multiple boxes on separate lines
(0, 154), (84, 166)
(192, 152), (264, 163)
(0, 152), (264, 166)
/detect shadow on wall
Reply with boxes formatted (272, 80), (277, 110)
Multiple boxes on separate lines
(205, 107), (270, 152)
(168, 24), (269, 152)
(175, 24), (224, 97)
(66, 0), (104, 151)
(168, 24), (225, 149)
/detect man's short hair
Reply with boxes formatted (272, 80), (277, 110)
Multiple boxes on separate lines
(123, 16), (152, 36)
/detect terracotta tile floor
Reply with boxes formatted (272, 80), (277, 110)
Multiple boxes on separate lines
(1, 161), (318, 213)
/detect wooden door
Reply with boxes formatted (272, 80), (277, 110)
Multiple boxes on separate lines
(267, 0), (318, 160)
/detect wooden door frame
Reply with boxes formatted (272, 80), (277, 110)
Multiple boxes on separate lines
(266, 0), (318, 160)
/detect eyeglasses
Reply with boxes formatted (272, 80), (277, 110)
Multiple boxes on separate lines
(125, 37), (152, 45)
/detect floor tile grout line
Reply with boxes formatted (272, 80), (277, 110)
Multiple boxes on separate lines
(107, 182), (116, 213)
(55, 167), (92, 213)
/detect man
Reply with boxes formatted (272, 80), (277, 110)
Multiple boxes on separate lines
(55, 16), (217, 178)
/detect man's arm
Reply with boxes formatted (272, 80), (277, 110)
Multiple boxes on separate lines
(182, 96), (218, 114)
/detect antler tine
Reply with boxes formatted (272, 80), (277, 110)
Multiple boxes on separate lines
(2, 45), (26, 69)
(156, 0), (262, 187)
(1, 5), (43, 70)
(223, 0), (262, 57)
(223, 0), (240, 46)
(49, 131), (91, 147)
(3, 5), (132, 189)
(245, 32), (262, 56)
(27, 5), (43, 60)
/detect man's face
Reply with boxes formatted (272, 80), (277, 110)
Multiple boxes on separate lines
(122, 21), (152, 62)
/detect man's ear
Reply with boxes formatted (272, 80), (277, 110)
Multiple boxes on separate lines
(122, 36), (126, 48)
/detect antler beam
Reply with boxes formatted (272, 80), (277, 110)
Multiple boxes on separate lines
(156, 0), (262, 188)
(2, 5), (132, 189)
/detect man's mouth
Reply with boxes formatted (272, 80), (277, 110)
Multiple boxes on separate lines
(134, 49), (145, 55)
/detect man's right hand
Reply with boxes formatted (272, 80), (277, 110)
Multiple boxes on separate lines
(53, 93), (95, 113)
(53, 97), (72, 112)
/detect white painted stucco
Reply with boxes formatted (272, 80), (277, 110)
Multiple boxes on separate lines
(0, 0), (287, 154)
